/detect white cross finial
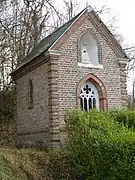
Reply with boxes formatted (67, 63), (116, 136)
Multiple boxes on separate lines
(87, 5), (93, 12)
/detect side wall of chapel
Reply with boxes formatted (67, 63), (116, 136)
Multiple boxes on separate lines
(15, 57), (50, 148)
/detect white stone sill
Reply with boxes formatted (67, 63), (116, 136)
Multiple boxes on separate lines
(78, 62), (103, 69)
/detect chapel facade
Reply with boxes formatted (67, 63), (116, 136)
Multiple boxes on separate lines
(11, 6), (128, 148)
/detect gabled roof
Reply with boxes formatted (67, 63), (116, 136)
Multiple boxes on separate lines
(13, 5), (128, 72)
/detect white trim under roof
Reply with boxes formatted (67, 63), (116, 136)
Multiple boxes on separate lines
(48, 49), (61, 55)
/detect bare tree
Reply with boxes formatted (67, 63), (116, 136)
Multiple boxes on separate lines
(0, 0), (60, 87)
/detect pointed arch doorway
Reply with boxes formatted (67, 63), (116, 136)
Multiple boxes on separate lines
(77, 74), (108, 111)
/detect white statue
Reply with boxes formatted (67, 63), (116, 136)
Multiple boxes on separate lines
(81, 44), (90, 63)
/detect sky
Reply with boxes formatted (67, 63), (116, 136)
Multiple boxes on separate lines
(90, 0), (135, 47)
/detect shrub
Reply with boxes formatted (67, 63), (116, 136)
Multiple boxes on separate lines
(67, 109), (135, 180)
(108, 109), (135, 130)
(0, 90), (14, 123)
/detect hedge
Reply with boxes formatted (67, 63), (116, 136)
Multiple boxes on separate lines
(67, 110), (135, 180)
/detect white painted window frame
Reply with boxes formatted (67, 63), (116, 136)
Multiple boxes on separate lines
(80, 81), (99, 111)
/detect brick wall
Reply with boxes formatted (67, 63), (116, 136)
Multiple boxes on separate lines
(15, 59), (50, 148)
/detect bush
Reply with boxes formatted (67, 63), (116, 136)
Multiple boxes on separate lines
(67, 109), (135, 180)
(108, 109), (135, 130)
(0, 90), (14, 123)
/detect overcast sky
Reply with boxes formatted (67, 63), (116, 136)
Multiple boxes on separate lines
(90, 0), (135, 47)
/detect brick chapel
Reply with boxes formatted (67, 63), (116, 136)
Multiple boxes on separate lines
(11, 6), (128, 148)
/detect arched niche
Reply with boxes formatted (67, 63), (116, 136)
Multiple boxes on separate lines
(77, 29), (102, 66)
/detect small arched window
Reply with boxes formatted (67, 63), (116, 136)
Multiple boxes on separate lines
(80, 81), (99, 111)
(80, 32), (99, 66)
(28, 79), (34, 108)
